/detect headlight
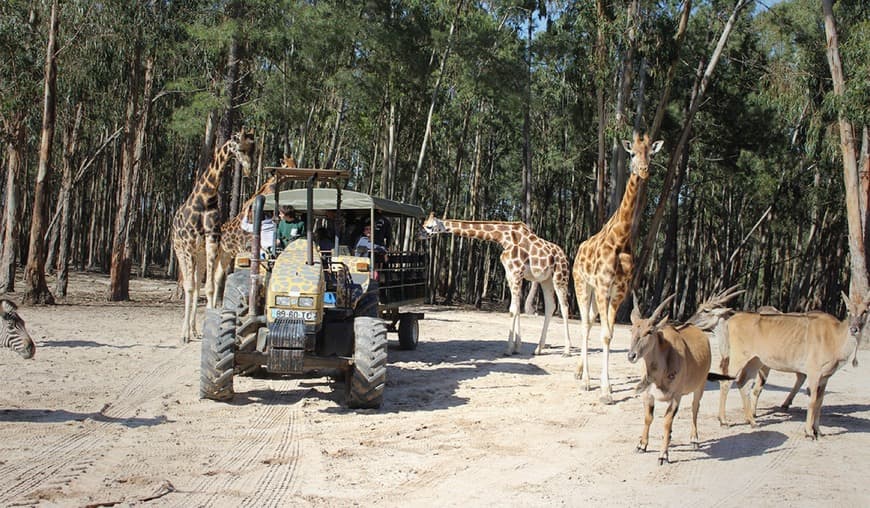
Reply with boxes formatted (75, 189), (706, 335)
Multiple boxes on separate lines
(297, 297), (315, 308)
(275, 295), (295, 306)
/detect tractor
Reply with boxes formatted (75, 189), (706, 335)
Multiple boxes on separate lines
(199, 168), (427, 408)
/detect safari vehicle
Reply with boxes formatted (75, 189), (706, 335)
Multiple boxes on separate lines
(199, 167), (427, 408)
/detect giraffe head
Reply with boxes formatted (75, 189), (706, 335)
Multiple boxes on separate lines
(622, 132), (663, 180)
(229, 128), (256, 176)
(422, 212), (447, 235)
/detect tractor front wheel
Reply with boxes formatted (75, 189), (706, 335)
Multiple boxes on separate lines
(199, 308), (237, 401)
(346, 317), (388, 409)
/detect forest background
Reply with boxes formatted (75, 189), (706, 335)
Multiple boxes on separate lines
(1, 0), (868, 321)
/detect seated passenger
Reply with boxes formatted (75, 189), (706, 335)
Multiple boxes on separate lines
(277, 205), (305, 247)
(241, 209), (277, 256)
(354, 223), (386, 256)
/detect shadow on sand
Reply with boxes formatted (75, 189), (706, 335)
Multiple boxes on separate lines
(0, 408), (169, 428)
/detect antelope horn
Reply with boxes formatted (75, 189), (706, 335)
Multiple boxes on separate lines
(695, 285), (741, 312)
(649, 294), (676, 324)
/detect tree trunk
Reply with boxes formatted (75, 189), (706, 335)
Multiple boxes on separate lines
(632, 0), (691, 242)
(594, 0), (609, 228)
(22, 0), (58, 305)
(109, 52), (153, 301)
(408, 0), (464, 205)
(608, 0), (638, 217)
(822, 0), (867, 298)
(636, 0), (750, 285)
(219, 35), (240, 219)
(521, 9), (533, 224)
(0, 116), (26, 293)
(55, 103), (83, 297)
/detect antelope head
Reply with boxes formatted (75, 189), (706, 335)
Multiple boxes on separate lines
(627, 293), (675, 364)
(841, 291), (870, 339)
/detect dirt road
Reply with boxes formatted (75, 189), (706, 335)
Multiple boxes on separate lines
(1, 273), (867, 506)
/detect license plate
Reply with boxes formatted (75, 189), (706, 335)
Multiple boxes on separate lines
(270, 308), (315, 321)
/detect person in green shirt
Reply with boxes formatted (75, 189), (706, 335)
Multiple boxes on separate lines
(277, 205), (305, 247)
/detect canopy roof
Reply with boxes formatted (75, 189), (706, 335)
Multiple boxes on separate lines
(262, 188), (426, 218)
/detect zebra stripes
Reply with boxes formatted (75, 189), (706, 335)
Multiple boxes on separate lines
(1, 299), (34, 359)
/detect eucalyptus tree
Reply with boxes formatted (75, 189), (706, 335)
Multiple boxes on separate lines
(0, 1), (42, 293)
(22, 0), (59, 305)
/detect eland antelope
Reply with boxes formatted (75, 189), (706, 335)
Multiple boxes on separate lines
(714, 292), (869, 438)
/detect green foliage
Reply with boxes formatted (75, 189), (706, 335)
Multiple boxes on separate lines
(3, 0), (866, 313)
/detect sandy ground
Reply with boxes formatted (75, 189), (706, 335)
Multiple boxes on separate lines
(1, 272), (868, 507)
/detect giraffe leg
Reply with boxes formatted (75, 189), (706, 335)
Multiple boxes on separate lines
(556, 284), (572, 357)
(176, 248), (196, 343)
(534, 278), (556, 355)
(190, 261), (202, 339)
(574, 283), (595, 391)
(213, 250), (229, 308)
(597, 290), (616, 405)
(204, 236), (220, 309)
(505, 271), (523, 355)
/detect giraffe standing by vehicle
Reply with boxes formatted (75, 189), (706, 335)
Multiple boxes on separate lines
(573, 132), (663, 403)
(423, 215), (572, 355)
(214, 169), (288, 296)
(172, 129), (255, 343)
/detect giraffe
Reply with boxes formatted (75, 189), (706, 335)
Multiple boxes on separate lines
(172, 129), (255, 343)
(573, 132), (663, 403)
(422, 215), (572, 355)
(213, 172), (285, 295)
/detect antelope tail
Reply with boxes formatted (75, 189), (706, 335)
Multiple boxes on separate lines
(707, 372), (734, 382)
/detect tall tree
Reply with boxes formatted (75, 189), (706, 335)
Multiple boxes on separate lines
(821, 0), (867, 298)
(22, 0), (58, 305)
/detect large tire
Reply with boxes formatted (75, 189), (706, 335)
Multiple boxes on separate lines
(200, 308), (236, 401)
(223, 270), (251, 315)
(397, 316), (419, 350)
(354, 280), (380, 318)
(223, 269), (264, 377)
(346, 317), (388, 409)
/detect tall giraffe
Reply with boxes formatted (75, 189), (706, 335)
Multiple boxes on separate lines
(423, 215), (572, 355)
(573, 132), (663, 403)
(172, 129), (255, 343)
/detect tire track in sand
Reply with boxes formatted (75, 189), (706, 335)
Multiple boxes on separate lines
(172, 376), (303, 507)
(0, 346), (190, 505)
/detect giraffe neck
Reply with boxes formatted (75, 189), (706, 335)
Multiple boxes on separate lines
(193, 144), (233, 200)
(603, 173), (641, 246)
(440, 219), (525, 250)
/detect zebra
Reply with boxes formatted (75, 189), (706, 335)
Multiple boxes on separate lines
(1, 299), (34, 359)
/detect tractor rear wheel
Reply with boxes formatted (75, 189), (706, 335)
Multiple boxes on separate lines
(346, 317), (388, 409)
(199, 308), (237, 401)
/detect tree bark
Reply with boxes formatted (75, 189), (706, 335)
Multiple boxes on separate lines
(632, 0), (691, 241)
(55, 103), (83, 297)
(22, 0), (58, 305)
(521, 8), (533, 224)
(408, 0), (464, 205)
(219, 34), (240, 219)
(109, 52), (153, 301)
(821, 0), (867, 298)
(0, 116), (26, 293)
(594, 0), (610, 228)
(636, 0), (751, 285)
(608, 0), (638, 217)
